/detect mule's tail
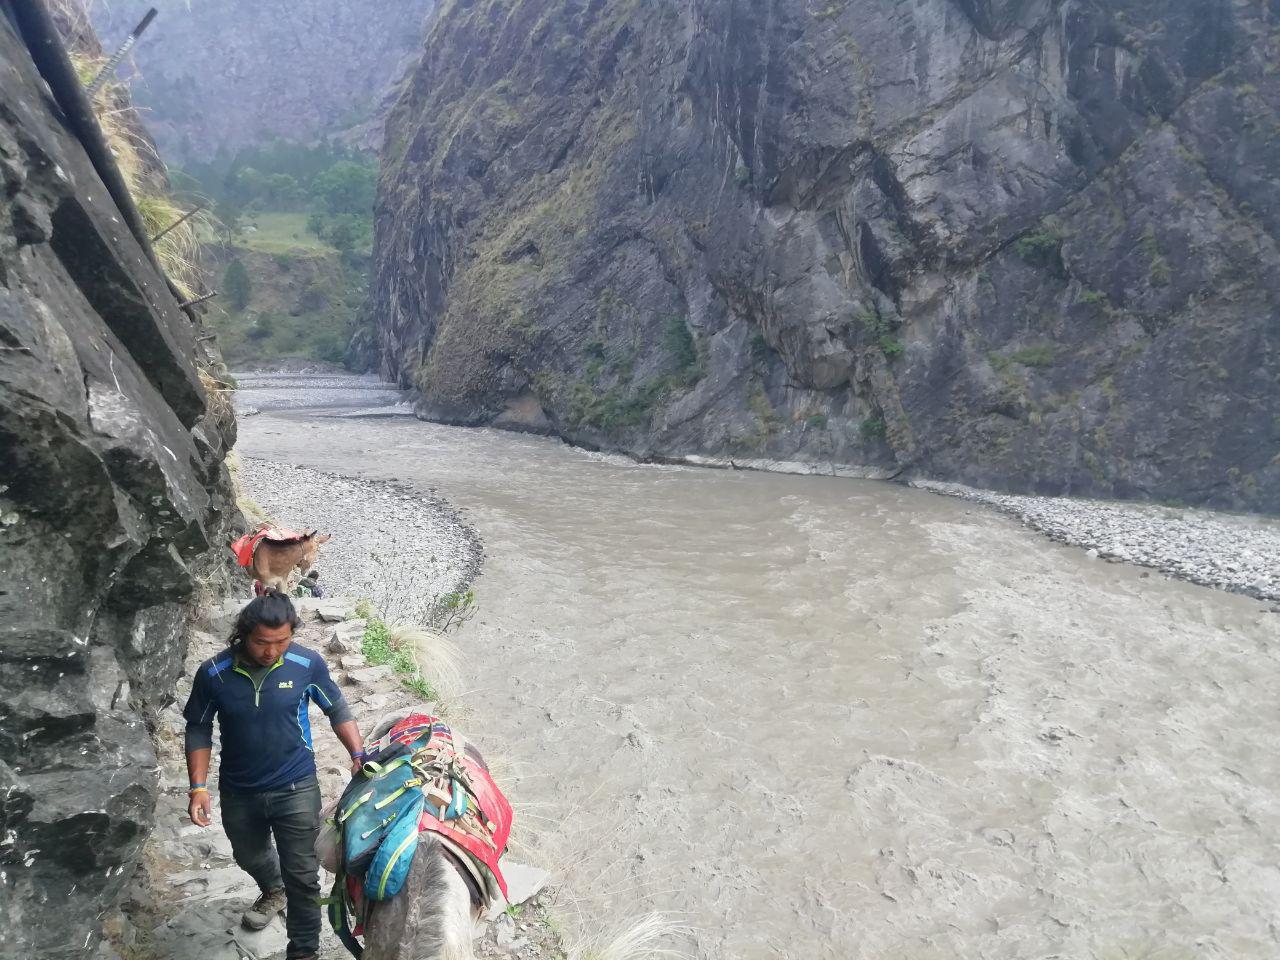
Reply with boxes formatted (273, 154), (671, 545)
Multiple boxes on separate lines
(362, 834), (475, 960)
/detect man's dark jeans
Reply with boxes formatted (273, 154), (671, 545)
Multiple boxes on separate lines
(221, 777), (322, 959)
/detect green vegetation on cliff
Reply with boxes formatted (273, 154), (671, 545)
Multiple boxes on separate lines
(178, 143), (377, 366)
(210, 243), (368, 365)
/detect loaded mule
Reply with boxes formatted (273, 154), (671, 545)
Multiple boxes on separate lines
(321, 711), (514, 960)
(230, 526), (332, 593)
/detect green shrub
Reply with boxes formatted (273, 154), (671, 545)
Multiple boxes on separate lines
(749, 384), (780, 433)
(879, 337), (904, 359)
(224, 259), (252, 311)
(402, 676), (435, 699)
(360, 614), (438, 700)
(856, 309), (886, 337)
(1012, 229), (1063, 270)
(361, 617), (392, 665)
(567, 378), (670, 433)
(311, 161), (377, 215)
(663, 315), (697, 372)
(807, 413), (828, 429)
(990, 345), (1055, 370)
(1009, 345), (1055, 367)
(1140, 225), (1171, 287)
(313, 333), (347, 364)
(750, 332), (770, 364)
(860, 417), (887, 440)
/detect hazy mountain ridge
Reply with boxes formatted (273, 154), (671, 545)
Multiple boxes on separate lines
(89, 0), (435, 162)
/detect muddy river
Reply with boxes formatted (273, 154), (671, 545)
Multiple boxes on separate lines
(236, 374), (1279, 959)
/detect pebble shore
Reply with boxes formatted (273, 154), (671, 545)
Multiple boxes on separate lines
(913, 479), (1280, 602)
(237, 458), (484, 623)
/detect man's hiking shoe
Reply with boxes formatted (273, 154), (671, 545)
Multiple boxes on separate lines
(241, 888), (287, 930)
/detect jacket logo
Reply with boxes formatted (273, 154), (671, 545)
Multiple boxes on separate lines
(278, 680), (294, 689)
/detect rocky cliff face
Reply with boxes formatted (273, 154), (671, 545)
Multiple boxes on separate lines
(370, 0), (1280, 511)
(0, 6), (238, 956)
(88, 0), (435, 163)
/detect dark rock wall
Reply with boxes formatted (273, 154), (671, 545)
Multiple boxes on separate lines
(371, 0), (1280, 510)
(0, 9), (238, 957)
(88, 0), (437, 163)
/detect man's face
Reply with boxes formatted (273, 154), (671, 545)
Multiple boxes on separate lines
(244, 623), (293, 667)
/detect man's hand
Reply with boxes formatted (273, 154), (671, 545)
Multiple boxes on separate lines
(189, 791), (212, 827)
(333, 719), (367, 777)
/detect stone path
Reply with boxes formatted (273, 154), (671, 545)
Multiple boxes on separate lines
(106, 597), (559, 960)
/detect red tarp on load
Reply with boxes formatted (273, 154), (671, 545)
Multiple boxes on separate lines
(383, 713), (514, 899)
(228, 525), (305, 568)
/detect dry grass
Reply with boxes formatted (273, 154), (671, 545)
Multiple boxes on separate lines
(48, 0), (93, 37)
(197, 366), (234, 422)
(67, 48), (213, 299)
(226, 451), (269, 526)
(387, 621), (465, 700)
(567, 914), (688, 960)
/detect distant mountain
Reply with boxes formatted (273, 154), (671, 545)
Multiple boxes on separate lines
(90, 0), (435, 162)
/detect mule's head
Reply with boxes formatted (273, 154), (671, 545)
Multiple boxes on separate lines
(297, 530), (332, 569)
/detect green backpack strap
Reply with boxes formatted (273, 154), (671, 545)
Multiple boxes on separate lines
(325, 869), (364, 959)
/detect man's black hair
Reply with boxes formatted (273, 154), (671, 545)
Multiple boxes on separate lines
(228, 589), (300, 648)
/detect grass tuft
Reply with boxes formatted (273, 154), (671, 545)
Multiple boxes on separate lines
(569, 913), (688, 960)
(68, 49), (214, 300)
(226, 451), (269, 525)
(359, 591), (476, 703)
(860, 416), (887, 440)
(389, 621), (464, 700)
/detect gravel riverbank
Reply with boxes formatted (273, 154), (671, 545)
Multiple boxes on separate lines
(237, 458), (484, 623)
(235, 370), (1280, 608)
(913, 479), (1280, 602)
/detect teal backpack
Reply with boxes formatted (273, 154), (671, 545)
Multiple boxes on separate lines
(325, 727), (460, 957)
(336, 740), (427, 894)
(326, 739), (431, 957)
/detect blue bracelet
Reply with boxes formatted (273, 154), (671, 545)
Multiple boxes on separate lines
(189, 781), (206, 789)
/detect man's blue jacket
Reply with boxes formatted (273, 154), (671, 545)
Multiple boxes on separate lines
(183, 642), (351, 792)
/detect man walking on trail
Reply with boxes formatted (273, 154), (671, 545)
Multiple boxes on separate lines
(183, 590), (365, 960)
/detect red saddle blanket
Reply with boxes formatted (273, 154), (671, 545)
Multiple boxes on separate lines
(228, 525), (305, 568)
(373, 713), (514, 901)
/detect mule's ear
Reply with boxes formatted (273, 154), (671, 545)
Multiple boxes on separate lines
(303, 529), (316, 539)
